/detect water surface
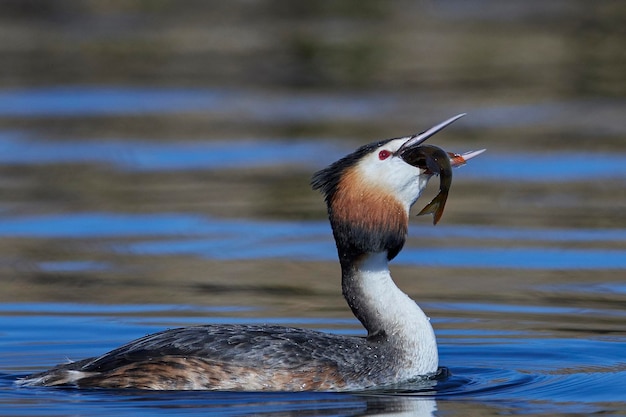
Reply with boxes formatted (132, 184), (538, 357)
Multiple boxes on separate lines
(1, 2), (625, 416)
(2, 301), (624, 416)
(1, 88), (625, 415)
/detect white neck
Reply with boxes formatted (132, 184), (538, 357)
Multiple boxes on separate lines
(343, 251), (438, 377)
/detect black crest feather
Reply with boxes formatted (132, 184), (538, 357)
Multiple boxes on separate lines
(311, 137), (408, 267)
(311, 138), (395, 202)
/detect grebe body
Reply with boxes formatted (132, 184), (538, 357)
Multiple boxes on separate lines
(20, 114), (483, 391)
(22, 322), (428, 391)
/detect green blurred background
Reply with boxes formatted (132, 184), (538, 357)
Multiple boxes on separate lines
(1, 0), (623, 141)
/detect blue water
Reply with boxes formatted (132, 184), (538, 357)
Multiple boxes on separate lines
(3, 124), (626, 181)
(0, 87), (397, 122)
(0, 85), (625, 416)
(2, 303), (624, 415)
(2, 87), (625, 136)
(0, 132), (340, 171)
(0, 213), (624, 270)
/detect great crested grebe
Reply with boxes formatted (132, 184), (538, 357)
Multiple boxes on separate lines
(20, 114), (483, 391)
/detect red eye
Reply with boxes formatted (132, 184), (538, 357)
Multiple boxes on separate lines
(378, 150), (391, 160)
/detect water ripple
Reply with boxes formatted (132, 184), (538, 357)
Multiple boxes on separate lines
(2, 303), (625, 414)
(460, 151), (626, 181)
(0, 87), (395, 121)
(2, 131), (626, 181)
(0, 133), (339, 171)
(0, 212), (625, 242)
(0, 213), (624, 270)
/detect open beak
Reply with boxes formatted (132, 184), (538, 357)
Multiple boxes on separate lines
(397, 113), (485, 169)
(397, 113), (467, 158)
(394, 114), (485, 225)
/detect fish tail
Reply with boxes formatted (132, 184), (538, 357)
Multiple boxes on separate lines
(417, 192), (448, 225)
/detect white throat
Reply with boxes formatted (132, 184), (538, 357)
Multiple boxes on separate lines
(348, 251), (438, 377)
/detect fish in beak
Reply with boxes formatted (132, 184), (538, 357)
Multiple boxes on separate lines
(397, 114), (485, 224)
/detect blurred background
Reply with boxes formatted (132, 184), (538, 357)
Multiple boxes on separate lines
(0, 0), (624, 310)
(1, 1), (625, 413)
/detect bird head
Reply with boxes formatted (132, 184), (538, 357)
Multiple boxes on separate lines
(312, 114), (482, 265)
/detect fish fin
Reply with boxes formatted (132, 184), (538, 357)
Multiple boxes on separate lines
(417, 192), (447, 225)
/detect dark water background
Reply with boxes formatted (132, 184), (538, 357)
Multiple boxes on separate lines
(0, 1), (625, 416)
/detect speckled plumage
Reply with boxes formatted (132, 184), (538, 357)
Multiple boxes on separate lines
(22, 324), (404, 390)
(20, 115), (477, 391)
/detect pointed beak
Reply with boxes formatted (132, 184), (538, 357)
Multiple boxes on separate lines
(397, 113), (466, 159)
(397, 114), (485, 169)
